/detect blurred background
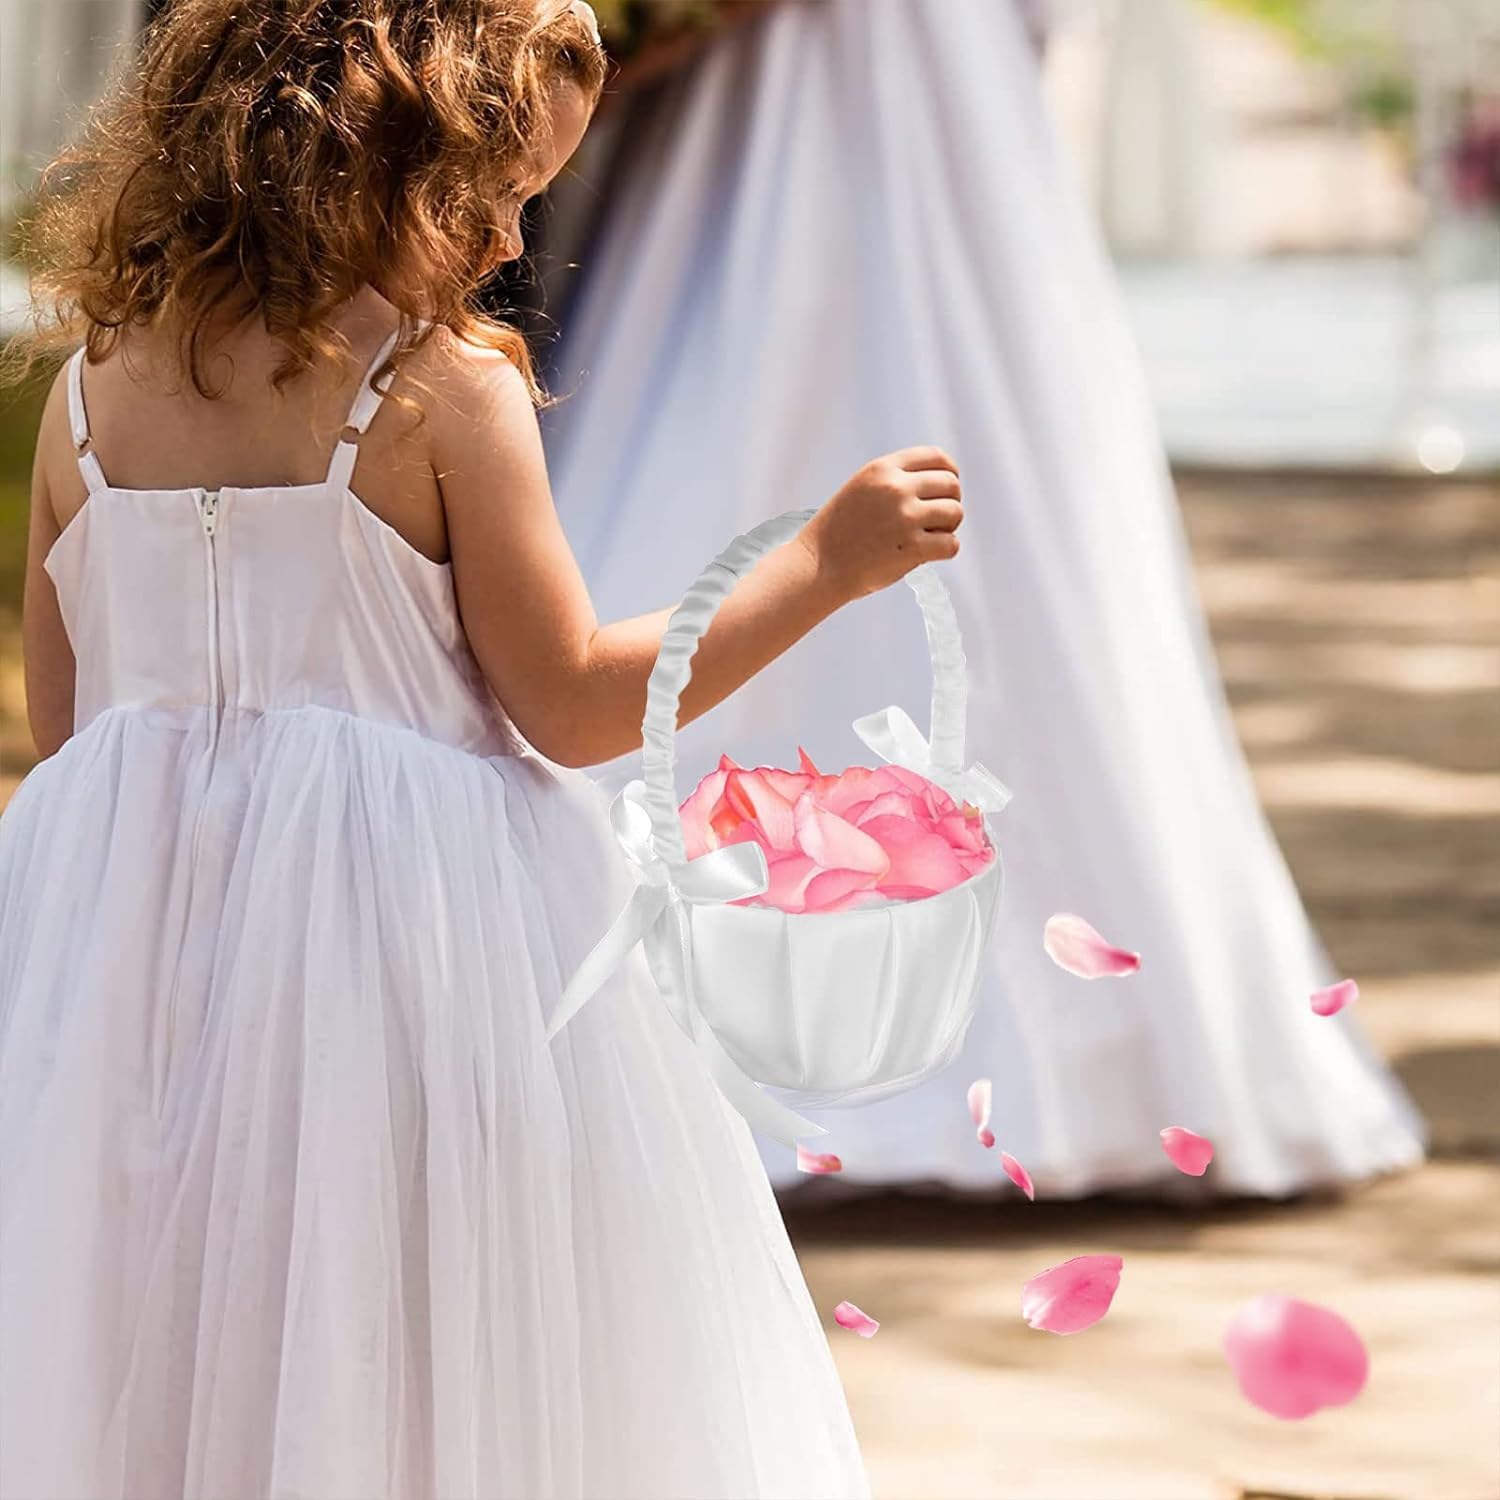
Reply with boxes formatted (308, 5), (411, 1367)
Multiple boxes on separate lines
(0, 2), (1496, 1496)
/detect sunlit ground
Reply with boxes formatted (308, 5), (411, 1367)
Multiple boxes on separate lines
(0, 375), (1495, 1496)
(784, 472), (1500, 1500)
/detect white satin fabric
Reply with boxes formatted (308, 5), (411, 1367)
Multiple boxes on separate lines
(542, 0), (1426, 1199)
(0, 345), (869, 1498)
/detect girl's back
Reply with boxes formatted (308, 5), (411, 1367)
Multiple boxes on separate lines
(36, 302), (523, 760)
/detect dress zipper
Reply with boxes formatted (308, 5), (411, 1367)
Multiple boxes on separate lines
(198, 488), (223, 749)
(161, 488), (223, 1109)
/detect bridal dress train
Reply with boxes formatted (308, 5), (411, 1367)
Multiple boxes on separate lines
(0, 337), (870, 1499)
(539, 0), (1426, 1199)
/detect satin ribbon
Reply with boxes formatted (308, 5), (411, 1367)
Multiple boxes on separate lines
(852, 704), (1013, 813)
(546, 779), (827, 1145)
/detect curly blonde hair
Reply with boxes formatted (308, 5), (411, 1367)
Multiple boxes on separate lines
(3, 0), (607, 408)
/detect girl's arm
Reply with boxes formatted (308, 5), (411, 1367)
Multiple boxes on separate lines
(423, 340), (964, 770)
(21, 370), (77, 761)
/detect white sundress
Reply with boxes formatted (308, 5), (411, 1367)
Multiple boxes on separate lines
(0, 333), (871, 1500)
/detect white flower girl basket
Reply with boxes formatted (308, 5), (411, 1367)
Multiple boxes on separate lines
(547, 507), (1010, 1145)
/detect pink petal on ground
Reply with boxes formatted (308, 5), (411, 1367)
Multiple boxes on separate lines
(793, 797), (890, 877)
(1159, 1126), (1214, 1176)
(1021, 1254), (1123, 1335)
(1223, 1295), (1369, 1419)
(796, 1143), (843, 1174)
(860, 814), (967, 894)
(797, 746), (821, 776)
(833, 1301), (880, 1338)
(803, 867), (882, 912)
(724, 769), (797, 852)
(967, 1078), (995, 1148)
(1000, 1152), (1036, 1200)
(1043, 913), (1142, 979)
(1310, 978), (1359, 1017)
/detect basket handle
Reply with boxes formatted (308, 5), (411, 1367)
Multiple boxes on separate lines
(639, 507), (970, 865)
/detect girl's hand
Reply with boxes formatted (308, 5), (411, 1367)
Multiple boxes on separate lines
(800, 446), (964, 602)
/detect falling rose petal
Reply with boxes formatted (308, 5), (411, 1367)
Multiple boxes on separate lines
(833, 1301), (880, 1338)
(1000, 1152), (1036, 1200)
(1223, 1295), (1369, 1419)
(1043, 913), (1142, 980)
(793, 797), (890, 877)
(796, 1143), (843, 1174)
(967, 1078), (995, 1148)
(1310, 978), (1359, 1017)
(1159, 1126), (1214, 1177)
(1021, 1254), (1123, 1335)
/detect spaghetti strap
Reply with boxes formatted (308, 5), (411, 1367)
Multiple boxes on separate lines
(67, 348), (109, 496)
(324, 326), (407, 494)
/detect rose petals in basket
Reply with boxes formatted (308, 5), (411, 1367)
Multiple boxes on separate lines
(680, 755), (995, 914)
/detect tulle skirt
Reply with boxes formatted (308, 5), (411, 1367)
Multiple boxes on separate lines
(0, 702), (869, 1500)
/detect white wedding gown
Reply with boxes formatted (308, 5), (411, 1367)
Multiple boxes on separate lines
(0, 339), (869, 1499)
(541, 0), (1426, 1198)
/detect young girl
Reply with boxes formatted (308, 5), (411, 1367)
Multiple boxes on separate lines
(0, 2), (965, 1496)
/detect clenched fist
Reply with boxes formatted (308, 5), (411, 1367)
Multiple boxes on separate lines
(798, 446), (964, 601)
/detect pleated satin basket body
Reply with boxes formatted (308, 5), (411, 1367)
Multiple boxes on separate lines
(548, 507), (1010, 1144)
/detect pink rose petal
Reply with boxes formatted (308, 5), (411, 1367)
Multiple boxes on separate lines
(1043, 913), (1142, 979)
(859, 814), (967, 894)
(1000, 1152), (1035, 1200)
(1159, 1126), (1214, 1177)
(724, 769), (797, 850)
(758, 767), (815, 806)
(1223, 1295), (1369, 1419)
(833, 1300), (879, 1338)
(1310, 978), (1359, 1017)
(818, 766), (906, 818)
(967, 1078), (995, 1148)
(748, 852), (821, 912)
(797, 746), (821, 777)
(880, 764), (936, 796)
(796, 1143), (843, 1174)
(793, 797), (890, 877)
(1021, 1254), (1123, 1335)
(803, 867), (882, 912)
(680, 767), (730, 858)
(935, 809), (987, 855)
(850, 790), (915, 827)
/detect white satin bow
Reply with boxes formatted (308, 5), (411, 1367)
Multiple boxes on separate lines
(852, 704), (1013, 813)
(546, 779), (827, 1145)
